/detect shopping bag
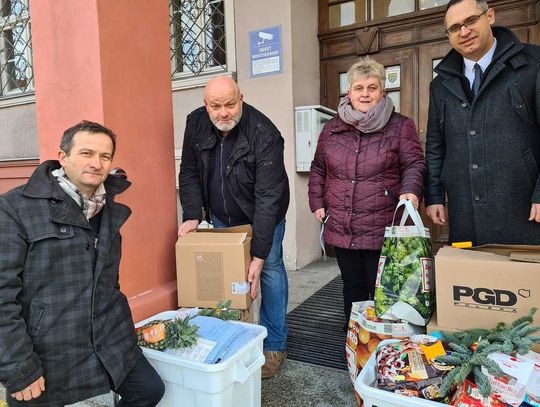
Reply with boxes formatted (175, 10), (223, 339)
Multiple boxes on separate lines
(374, 199), (434, 326)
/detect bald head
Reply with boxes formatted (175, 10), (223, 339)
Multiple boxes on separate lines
(204, 76), (241, 101)
(204, 76), (243, 133)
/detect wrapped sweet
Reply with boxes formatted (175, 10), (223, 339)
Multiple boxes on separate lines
(375, 335), (454, 402)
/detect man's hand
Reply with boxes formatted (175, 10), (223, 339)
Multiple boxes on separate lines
(313, 208), (326, 222)
(529, 203), (540, 223)
(177, 219), (200, 237)
(426, 204), (446, 225)
(247, 257), (265, 300)
(399, 193), (420, 210)
(11, 376), (45, 401)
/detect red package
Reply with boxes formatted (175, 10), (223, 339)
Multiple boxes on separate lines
(450, 379), (506, 407)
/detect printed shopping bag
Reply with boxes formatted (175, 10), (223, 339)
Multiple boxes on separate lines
(374, 199), (434, 326)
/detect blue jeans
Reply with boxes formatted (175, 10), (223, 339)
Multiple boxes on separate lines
(211, 215), (289, 351)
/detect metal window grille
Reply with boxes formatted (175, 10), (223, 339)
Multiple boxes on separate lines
(169, 0), (227, 79)
(0, 0), (33, 97)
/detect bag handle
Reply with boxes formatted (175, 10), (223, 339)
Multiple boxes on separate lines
(391, 199), (427, 237)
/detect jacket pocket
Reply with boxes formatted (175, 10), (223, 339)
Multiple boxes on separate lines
(385, 151), (399, 170)
(523, 148), (539, 180)
(27, 224), (75, 243)
(438, 101), (446, 134)
(27, 301), (46, 337)
(382, 185), (399, 201)
(510, 83), (533, 125)
(235, 156), (255, 184)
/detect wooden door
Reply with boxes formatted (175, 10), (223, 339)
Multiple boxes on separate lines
(418, 41), (452, 249)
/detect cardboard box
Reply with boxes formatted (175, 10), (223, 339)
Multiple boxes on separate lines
(435, 245), (540, 331)
(426, 311), (459, 336)
(176, 225), (252, 309)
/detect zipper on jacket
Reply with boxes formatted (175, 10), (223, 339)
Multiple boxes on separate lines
(220, 140), (231, 225)
(94, 237), (98, 249)
(383, 186), (398, 199)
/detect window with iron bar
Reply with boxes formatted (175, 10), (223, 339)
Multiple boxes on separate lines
(169, 0), (235, 85)
(0, 0), (33, 98)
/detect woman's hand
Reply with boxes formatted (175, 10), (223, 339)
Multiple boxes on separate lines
(314, 208), (326, 222)
(399, 193), (419, 210)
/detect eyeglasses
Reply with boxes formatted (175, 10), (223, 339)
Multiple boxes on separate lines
(445, 9), (488, 36)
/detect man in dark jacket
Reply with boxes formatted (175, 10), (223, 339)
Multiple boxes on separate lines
(0, 121), (164, 406)
(178, 76), (290, 378)
(425, 0), (540, 245)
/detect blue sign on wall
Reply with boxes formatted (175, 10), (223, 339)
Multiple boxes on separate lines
(249, 25), (282, 78)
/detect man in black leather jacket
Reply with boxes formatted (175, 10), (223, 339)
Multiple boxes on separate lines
(178, 76), (290, 378)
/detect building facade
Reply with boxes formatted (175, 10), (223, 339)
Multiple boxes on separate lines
(0, 0), (538, 273)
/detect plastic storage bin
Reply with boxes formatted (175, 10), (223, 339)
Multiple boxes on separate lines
(136, 311), (267, 407)
(355, 340), (446, 407)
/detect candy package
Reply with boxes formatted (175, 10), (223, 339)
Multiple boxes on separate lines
(375, 335), (453, 402)
(450, 379), (507, 407)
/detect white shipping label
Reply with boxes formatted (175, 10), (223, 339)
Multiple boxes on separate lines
(232, 282), (250, 295)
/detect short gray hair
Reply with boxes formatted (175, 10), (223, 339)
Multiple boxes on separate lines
(347, 56), (386, 91)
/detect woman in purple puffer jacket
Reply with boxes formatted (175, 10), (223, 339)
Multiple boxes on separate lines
(308, 57), (426, 324)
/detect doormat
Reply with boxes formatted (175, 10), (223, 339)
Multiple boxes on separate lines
(286, 276), (347, 370)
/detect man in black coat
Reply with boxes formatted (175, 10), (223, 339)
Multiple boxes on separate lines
(425, 0), (540, 245)
(178, 76), (290, 378)
(0, 121), (164, 406)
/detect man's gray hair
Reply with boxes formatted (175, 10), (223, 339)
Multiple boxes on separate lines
(445, 0), (489, 13)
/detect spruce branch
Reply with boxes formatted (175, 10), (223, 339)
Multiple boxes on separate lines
(473, 366), (492, 398)
(435, 308), (540, 397)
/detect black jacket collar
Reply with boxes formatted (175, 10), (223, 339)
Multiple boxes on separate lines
(192, 103), (253, 156)
(435, 26), (523, 78)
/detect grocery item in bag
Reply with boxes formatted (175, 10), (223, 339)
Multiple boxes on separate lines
(375, 335), (453, 402)
(346, 301), (424, 406)
(374, 199), (434, 326)
(450, 379), (507, 407)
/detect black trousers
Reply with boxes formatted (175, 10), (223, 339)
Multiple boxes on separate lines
(111, 353), (165, 407)
(334, 247), (381, 323)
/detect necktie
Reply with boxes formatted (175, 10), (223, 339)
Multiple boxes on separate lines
(472, 63), (482, 96)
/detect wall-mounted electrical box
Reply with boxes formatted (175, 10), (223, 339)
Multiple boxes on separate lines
(295, 105), (336, 172)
